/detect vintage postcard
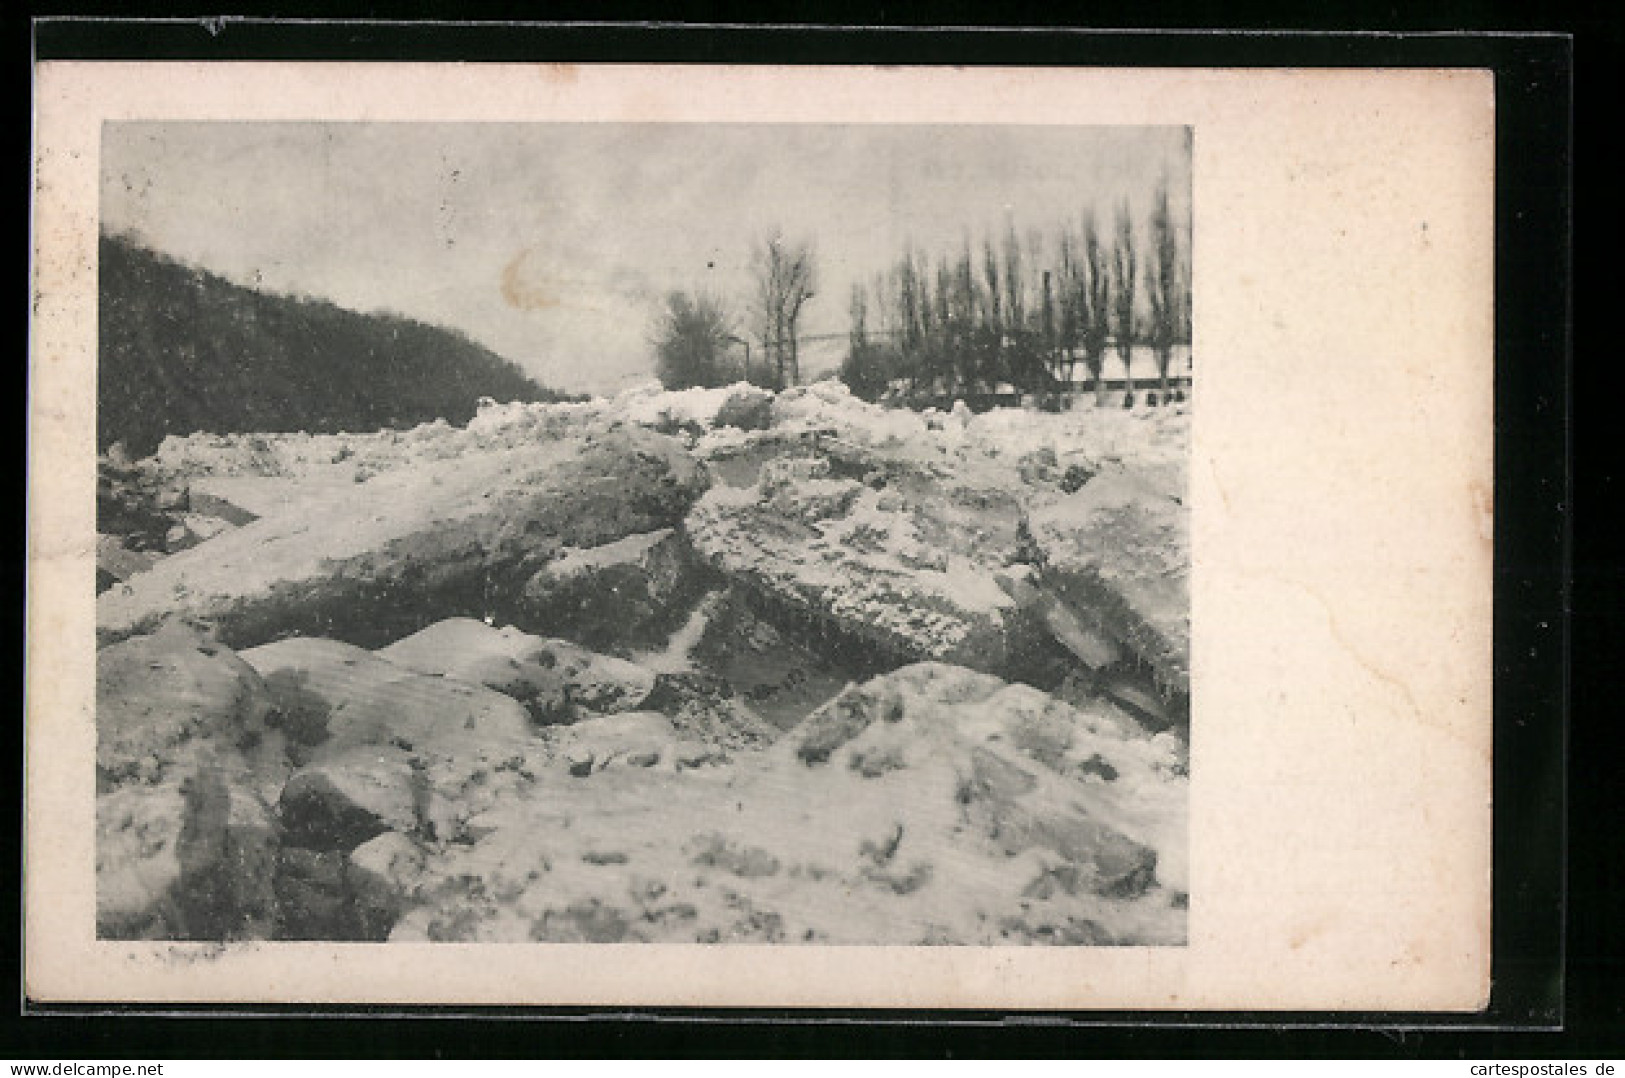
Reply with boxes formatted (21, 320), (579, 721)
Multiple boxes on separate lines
(27, 62), (1493, 1009)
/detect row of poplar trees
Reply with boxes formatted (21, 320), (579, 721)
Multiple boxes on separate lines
(841, 182), (1190, 406)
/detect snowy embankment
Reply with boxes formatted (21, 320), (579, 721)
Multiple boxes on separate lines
(95, 378), (1190, 945)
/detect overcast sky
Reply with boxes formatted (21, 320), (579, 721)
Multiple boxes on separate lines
(103, 122), (1190, 396)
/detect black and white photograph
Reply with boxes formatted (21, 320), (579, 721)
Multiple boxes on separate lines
(90, 121), (1193, 947)
(29, 61), (1498, 1011)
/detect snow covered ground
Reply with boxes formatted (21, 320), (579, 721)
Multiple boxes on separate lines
(95, 378), (1190, 945)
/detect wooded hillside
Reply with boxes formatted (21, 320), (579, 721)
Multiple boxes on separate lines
(99, 233), (561, 455)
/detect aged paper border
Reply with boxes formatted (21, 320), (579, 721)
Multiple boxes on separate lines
(27, 62), (1495, 1010)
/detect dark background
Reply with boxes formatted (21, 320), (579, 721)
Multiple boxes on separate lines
(12, 8), (1600, 1059)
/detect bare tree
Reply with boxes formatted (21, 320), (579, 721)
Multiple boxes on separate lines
(957, 236), (993, 394)
(751, 231), (817, 390)
(1111, 202), (1139, 406)
(981, 237), (1002, 338)
(1080, 211), (1113, 407)
(847, 281), (869, 354)
(1040, 268), (1057, 387)
(896, 249), (922, 392)
(840, 281), (890, 402)
(1144, 181), (1183, 399)
(1004, 227), (1053, 395)
(1002, 223), (1027, 338)
(931, 256), (952, 394)
(1055, 229), (1079, 386)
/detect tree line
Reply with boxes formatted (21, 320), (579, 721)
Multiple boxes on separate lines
(652, 182), (1189, 408)
(843, 183), (1190, 407)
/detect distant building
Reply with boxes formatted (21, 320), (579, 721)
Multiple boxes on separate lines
(1054, 344), (1193, 393)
